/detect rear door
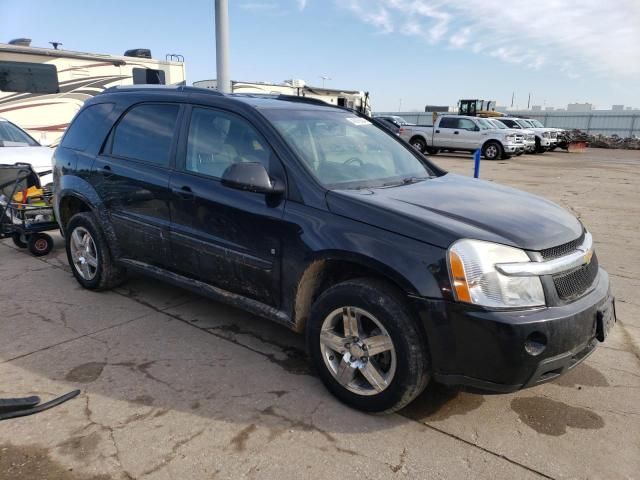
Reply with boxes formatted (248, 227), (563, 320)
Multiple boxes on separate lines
(92, 102), (181, 267)
(168, 105), (287, 306)
(434, 117), (462, 149)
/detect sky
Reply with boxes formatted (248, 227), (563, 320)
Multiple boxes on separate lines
(1, 0), (639, 111)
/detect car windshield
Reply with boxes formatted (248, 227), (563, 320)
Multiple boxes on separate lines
(489, 119), (507, 129)
(516, 119), (533, 128)
(477, 118), (495, 130)
(0, 120), (39, 146)
(263, 109), (434, 189)
(390, 116), (410, 125)
(529, 119), (545, 128)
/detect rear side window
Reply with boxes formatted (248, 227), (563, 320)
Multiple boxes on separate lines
(61, 103), (115, 151)
(132, 68), (166, 85)
(0, 61), (59, 94)
(439, 117), (458, 128)
(111, 104), (179, 165)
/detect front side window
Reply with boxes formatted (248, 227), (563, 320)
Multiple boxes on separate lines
(132, 68), (166, 85)
(263, 109), (434, 189)
(185, 107), (271, 178)
(458, 119), (477, 130)
(111, 104), (179, 165)
(501, 119), (519, 128)
(0, 61), (59, 94)
(0, 120), (38, 146)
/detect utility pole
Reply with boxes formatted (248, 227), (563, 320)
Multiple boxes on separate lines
(320, 75), (331, 88)
(215, 0), (231, 93)
(527, 92), (531, 109)
(511, 91), (514, 108)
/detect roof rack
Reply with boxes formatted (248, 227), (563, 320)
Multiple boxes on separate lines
(230, 93), (339, 108)
(101, 85), (224, 96)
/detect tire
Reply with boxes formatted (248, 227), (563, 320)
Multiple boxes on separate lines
(535, 138), (545, 154)
(307, 278), (430, 414)
(65, 212), (126, 290)
(409, 137), (426, 153)
(28, 233), (54, 256)
(482, 141), (502, 161)
(425, 147), (440, 155)
(11, 233), (28, 249)
(548, 146), (557, 152)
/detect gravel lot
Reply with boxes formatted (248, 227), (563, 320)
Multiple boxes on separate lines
(1, 148), (639, 480)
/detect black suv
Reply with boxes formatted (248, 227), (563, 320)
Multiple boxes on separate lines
(53, 86), (615, 413)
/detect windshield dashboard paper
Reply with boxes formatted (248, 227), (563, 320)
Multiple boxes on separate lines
(346, 117), (372, 126)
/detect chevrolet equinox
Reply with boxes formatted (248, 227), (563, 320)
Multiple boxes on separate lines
(53, 86), (615, 413)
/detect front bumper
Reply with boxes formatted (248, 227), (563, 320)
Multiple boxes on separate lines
(504, 143), (525, 154)
(412, 268), (613, 392)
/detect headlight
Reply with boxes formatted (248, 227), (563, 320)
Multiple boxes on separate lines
(505, 134), (517, 141)
(447, 239), (545, 308)
(543, 132), (551, 138)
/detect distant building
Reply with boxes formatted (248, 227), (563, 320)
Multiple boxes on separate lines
(545, 107), (555, 111)
(612, 105), (625, 111)
(424, 105), (449, 112)
(567, 103), (593, 112)
(531, 105), (542, 111)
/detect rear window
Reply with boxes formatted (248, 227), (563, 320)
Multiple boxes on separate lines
(439, 117), (458, 128)
(110, 104), (179, 165)
(61, 103), (115, 151)
(0, 61), (59, 94)
(132, 68), (166, 85)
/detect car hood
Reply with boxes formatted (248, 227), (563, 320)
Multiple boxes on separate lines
(0, 146), (54, 172)
(326, 173), (582, 251)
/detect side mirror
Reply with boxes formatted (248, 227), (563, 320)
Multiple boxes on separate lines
(473, 125), (480, 132)
(221, 162), (284, 195)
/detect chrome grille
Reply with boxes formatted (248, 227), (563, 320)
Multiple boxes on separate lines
(552, 253), (599, 300)
(540, 233), (585, 260)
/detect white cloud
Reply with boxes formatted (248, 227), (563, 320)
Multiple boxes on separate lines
(339, 0), (640, 77)
(296, 0), (307, 10)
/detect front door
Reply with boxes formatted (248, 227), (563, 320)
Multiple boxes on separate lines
(169, 105), (286, 306)
(91, 102), (181, 267)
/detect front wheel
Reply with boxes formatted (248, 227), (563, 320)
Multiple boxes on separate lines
(65, 212), (126, 290)
(425, 147), (440, 155)
(482, 141), (503, 160)
(307, 278), (429, 414)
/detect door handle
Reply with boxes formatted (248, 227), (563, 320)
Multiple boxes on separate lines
(454, 131), (459, 135)
(101, 165), (114, 177)
(435, 130), (440, 133)
(174, 186), (194, 200)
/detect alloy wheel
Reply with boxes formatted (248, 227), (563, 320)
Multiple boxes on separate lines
(319, 306), (397, 396)
(70, 226), (98, 280)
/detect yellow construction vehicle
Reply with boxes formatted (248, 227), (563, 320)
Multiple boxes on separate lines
(457, 99), (503, 117)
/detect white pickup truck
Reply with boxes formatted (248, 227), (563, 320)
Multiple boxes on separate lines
(495, 117), (557, 153)
(399, 115), (525, 160)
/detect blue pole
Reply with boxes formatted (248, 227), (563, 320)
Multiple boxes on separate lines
(473, 149), (481, 178)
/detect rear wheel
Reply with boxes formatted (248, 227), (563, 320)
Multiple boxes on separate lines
(482, 141), (503, 160)
(409, 137), (426, 153)
(425, 147), (440, 155)
(307, 278), (429, 414)
(28, 233), (54, 257)
(65, 212), (126, 290)
(11, 233), (28, 249)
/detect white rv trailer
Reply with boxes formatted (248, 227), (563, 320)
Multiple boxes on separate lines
(0, 39), (186, 144)
(193, 79), (371, 115)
